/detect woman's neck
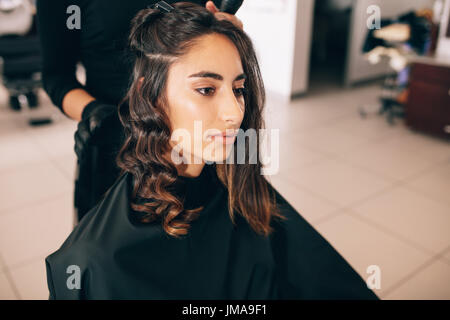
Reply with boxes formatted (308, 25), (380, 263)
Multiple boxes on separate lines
(178, 162), (205, 178)
(163, 150), (206, 178)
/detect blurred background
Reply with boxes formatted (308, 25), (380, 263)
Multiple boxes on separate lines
(0, 0), (449, 299)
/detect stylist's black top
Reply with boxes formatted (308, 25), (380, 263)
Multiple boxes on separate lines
(45, 164), (379, 300)
(36, 0), (206, 115)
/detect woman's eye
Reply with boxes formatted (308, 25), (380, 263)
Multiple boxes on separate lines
(196, 87), (215, 96)
(234, 87), (247, 97)
(196, 87), (246, 97)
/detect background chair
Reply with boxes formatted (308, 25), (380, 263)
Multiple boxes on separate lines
(0, 0), (52, 126)
(359, 10), (432, 125)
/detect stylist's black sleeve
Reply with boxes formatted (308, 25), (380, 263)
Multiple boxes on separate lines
(36, 0), (84, 116)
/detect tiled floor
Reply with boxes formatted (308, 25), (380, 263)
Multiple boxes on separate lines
(0, 81), (449, 300)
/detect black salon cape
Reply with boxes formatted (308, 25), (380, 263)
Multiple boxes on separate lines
(45, 164), (379, 300)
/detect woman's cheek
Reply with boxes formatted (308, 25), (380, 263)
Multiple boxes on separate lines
(188, 101), (217, 124)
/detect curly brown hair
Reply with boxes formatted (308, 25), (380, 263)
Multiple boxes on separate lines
(116, 2), (286, 238)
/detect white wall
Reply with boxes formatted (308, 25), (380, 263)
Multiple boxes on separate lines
(345, 0), (435, 86)
(237, 0), (314, 100)
(436, 0), (450, 58)
(236, 0), (438, 94)
(291, 0), (315, 96)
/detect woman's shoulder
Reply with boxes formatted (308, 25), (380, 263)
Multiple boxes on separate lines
(72, 171), (131, 232)
(265, 178), (305, 223)
(266, 178), (338, 251)
(266, 179), (379, 299)
(45, 172), (131, 299)
(45, 172), (132, 280)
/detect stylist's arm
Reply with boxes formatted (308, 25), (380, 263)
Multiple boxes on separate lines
(36, 0), (94, 122)
(36, 0), (117, 163)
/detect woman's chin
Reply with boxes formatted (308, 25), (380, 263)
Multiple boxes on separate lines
(202, 149), (234, 164)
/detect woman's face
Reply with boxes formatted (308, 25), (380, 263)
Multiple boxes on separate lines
(164, 33), (246, 165)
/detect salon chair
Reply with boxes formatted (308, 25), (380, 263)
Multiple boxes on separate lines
(0, 33), (42, 109)
(0, 0), (52, 125)
(360, 11), (432, 125)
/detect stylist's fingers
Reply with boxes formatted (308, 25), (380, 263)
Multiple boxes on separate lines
(205, 1), (244, 30)
(74, 121), (91, 160)
(76, 121), (91, 145)
(205, 1), (219, 13)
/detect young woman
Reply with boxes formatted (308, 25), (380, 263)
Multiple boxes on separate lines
(36, 0), (239, 222)
(45, 2), (379, 300)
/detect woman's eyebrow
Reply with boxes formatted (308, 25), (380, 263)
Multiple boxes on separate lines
(188, 71), (246, 81)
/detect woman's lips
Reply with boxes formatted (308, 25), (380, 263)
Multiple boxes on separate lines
(209, 133), (238, 144)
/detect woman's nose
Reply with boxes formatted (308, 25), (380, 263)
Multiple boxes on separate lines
(218, 87), (244, 124)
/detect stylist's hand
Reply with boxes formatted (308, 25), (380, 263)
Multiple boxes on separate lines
(205, 1), (243, 30)
(74, 101), (118, 163)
